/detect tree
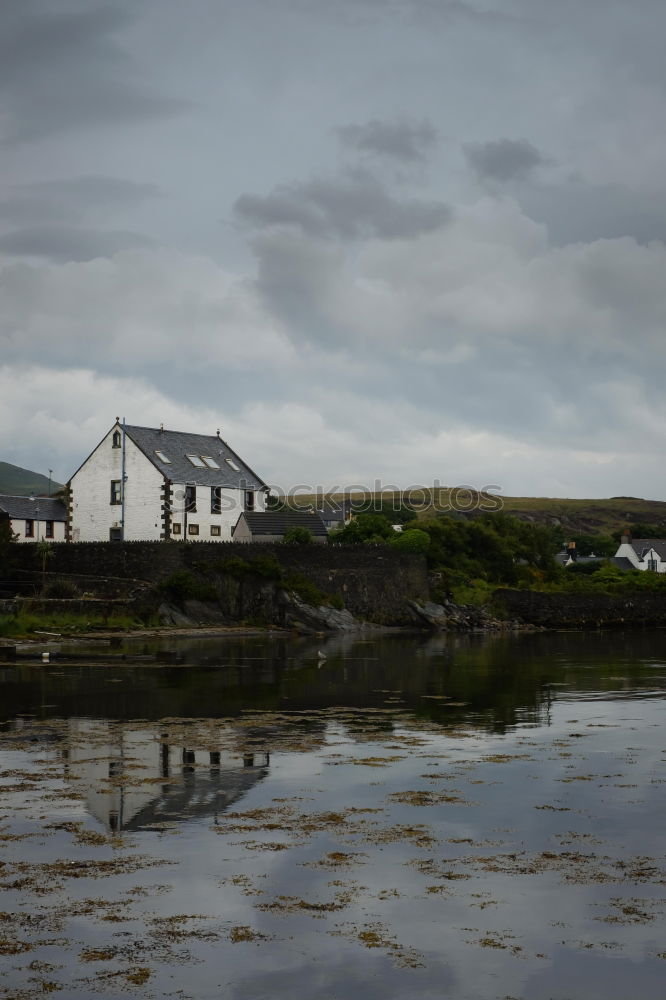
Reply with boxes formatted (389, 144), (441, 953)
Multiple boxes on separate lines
(283, 526), (313, 545)
(390, 528), (431, 554)
(35, 540), (55, 591)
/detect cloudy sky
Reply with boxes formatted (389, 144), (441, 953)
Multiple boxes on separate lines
(2, 0), (666, 499)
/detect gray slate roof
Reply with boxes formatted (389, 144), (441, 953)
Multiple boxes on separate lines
(124, 425), (266, 491)
(0, 494), (67, 521)
(235, 511), (328, 538)
(612, 556), (635, 571)
(628, 538), (666, 561)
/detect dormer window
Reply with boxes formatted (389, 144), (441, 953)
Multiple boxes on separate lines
(186, 454), (206, 468)
(112, 430), (121, 448)
(225, 458), (240, 472)
(155, 450), (171, 463)
(201, 456), (220, 469)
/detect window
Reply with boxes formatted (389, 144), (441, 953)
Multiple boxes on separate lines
(210, 525), (221, 536)
(172, 523), (182, 535)
(186, 454), (206, 467)
(225, 457), (240, 472)
(109, 528), (122, 542)
(112, 430), (121, 448)
(201, 456), (220, 469)
(211, 486), (222, 514)
(188, 523), (199, 535)
(45, 521), (54, 539)
(154, 450), (171, 463)
(25, 519), (34, 538)
(185, 485), (196, 512)
(110, 480), (122, 505)
(648, 557), (658, 572)
(245, 490), (255, 512)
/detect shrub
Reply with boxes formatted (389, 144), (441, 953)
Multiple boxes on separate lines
(283, 526), (314, 545)
(390, 528), (431, 554)
(283, 570), (327, 606)
(157, 570), (217, 603)
(42, 579), (80, 598)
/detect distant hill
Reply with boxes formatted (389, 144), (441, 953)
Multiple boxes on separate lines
(294, 490), (666, 536)
(0, 462), (64, 497)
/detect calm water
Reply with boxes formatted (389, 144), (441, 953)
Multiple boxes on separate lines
(1, 631), (665, 999)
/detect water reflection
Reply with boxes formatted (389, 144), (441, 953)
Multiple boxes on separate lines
(3, 630), (666, 731)
(1, 631), (666, 1000)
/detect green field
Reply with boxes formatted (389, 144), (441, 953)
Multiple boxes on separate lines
(0, 462), (64, 497)
(293, 490), (666, 536)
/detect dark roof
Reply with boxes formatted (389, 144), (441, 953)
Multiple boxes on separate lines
(629, 538), (666, 561)
(118, 765), (268, 832)
(0, 494), (67, 521)
(124, 425), (266, 491)
(235, 511), (328, 538)
(612, 556), (635, 571)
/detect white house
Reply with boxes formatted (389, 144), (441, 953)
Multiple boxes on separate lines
(0, 494), (67, 543)
(68, 421), (268, 542)
(613, 533), (666, 573)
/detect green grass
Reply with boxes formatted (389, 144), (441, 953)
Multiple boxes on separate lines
(0, 611), (150, 638)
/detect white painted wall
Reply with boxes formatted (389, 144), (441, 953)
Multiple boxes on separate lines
(169, 484), (266, 541)
(615, 541), (641, 568)
(70, 426), (164, 541)
(11, 518), (66, 543)
(70, 424), (267, 542)
(614, 541), (666, 572)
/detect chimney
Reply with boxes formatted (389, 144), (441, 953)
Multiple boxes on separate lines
(621, 530), (631, 545)
(160, 423), (164, 433)
(566, 541), (577, 562)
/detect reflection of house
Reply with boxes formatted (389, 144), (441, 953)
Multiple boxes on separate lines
(0, 494), (67, 543)
(68, 421), (268, 542)
(63, 720), (269, 831)
(232, 510), (328, 543)
(613, 533), (666, 573)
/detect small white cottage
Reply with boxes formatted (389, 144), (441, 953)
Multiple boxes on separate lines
(613, 533), (666, 573)
(0, 494), (67, 543)
(68, 421), (268, 542)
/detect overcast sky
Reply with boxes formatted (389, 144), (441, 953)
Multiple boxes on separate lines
(2, 0), (666, 499)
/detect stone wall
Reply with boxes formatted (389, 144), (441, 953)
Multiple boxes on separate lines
(496, 588), (666, 628)
(3, 541), (429, 625)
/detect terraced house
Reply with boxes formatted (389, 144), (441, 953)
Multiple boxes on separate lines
(67, 421), (268, 542)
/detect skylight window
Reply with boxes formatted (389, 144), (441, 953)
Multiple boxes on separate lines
(225, 458), (240, 472)
(155, 450), (171, 463)
(201, 456), (220, 469)
(186, 454), (206, 468)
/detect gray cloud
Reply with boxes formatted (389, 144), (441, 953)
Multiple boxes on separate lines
(0, 176), (161, 227)
(464, 138), (547, 182)
(235, 169), (451, 240)
(0, 227), (153, 261)
(0, 2), (187, 142)
(519, 178), (666, 247)
(336, 118), (438, 163)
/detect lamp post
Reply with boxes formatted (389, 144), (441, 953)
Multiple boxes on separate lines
(48, 469), (53, 497)
(29, 495), (40, 541)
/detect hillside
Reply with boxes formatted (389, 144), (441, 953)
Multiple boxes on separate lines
(0, 462), (64, 497)
(294, 490), (666, 536)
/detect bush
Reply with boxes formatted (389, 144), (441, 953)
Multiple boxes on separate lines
(157, 570), (217, 603)
(42, 579), (80, 598)
(283, 570), (327, 606)
(390, 528), (430, 554)
(283, 526), (314, 545)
